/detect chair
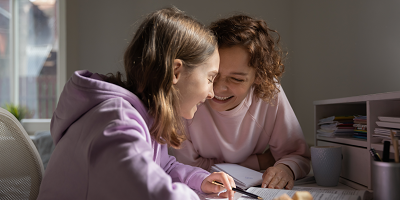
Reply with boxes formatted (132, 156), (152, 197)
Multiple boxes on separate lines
(0, 107), (44, 200)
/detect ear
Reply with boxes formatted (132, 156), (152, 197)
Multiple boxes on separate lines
(173, 59), (183, 85)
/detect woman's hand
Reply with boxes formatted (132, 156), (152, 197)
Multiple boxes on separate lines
(201, 172), (236, 200)
(261, 164), (294, 190)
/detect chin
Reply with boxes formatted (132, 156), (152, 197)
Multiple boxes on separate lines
(181, 107), (197, 119)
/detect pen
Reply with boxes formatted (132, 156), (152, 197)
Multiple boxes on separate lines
(369, 148), (381, 161)
(383, 141), (390, 162)
(211, 181), (263, 200)
(390, 130), (399, 163)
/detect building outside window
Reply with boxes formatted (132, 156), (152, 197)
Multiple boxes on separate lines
(0, 0), (59, 119)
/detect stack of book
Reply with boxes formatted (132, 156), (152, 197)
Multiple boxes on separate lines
(353, 115), (367, 139)
(317, 116), (355, 137)
(374, 116), (400, 144)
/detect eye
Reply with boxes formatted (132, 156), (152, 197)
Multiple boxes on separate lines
(232, 77), (244, 82)
(208, 79), (213, 83)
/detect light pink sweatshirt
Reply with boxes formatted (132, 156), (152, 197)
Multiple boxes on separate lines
(172, 87), (311, 180)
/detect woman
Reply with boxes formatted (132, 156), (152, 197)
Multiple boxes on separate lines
(37, 7), (235, 200)
(172, 14), (311, 190)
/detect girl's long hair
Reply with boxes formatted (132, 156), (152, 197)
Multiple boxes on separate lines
(106, 7), (216, 148)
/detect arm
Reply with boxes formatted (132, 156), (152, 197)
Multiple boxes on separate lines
(268, 89), (311, 180)
(87, 119), (200, 200)
(160, 144), (210, 192)
(261, 89), (311, 190)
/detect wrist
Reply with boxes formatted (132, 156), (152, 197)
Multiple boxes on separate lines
(276, 163), (295, 180)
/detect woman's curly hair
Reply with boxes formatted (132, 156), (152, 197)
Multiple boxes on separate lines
(209, 14), (285, 103)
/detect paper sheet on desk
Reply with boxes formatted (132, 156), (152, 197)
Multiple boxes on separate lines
(210, 163), (263, 189)
(237, 187), (370, 200)
(195, 190), (243, 200)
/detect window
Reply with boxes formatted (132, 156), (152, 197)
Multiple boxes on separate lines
(0, 0), (64, 119)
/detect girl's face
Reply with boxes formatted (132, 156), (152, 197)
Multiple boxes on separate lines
(209, 46), (257, 112)
(174, 49), (219, 119)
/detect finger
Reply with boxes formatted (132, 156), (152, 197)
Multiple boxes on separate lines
(285, 180), (294, 190)
(227, 175), (236, 188)
(267, 176), (281, 189)
(209, 183), (223, 193)
(217, 173), (235, 200)
(261, 172), (275, 188)
(218, 172), (232, 191)
(275, 179), (287, 189)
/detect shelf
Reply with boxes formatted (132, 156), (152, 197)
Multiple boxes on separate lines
(316, 135), (367, 148)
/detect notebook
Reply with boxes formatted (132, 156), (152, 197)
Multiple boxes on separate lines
(210, 163), (263, 189)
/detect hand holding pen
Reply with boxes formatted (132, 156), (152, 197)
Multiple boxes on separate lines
(201, 172), (235, 200)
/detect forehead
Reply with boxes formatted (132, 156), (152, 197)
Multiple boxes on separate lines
(218, 46), (253, 74)
(190, 49), (219, 74)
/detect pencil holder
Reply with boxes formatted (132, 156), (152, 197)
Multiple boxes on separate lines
(311, 146), (342, 187)
(372, 161), (400, 200)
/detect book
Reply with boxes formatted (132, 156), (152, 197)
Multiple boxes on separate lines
(237, 186), (372, 200)
(378, 116), (400, 123)
(376, 121), (400, 129)
(210, 163), (263, 189)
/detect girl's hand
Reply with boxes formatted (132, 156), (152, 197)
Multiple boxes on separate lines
(201, 172), (236, 200)
(261, 164), (294, 190)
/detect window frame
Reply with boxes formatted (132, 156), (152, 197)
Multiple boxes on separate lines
(8, 0), (66, 134)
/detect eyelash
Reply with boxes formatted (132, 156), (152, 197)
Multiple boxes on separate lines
(232, 78), (244, 82)
(208, 79), (213, 83)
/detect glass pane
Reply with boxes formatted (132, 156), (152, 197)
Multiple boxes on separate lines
(16, 0), (57, 118)
(0, 0), (11, 107)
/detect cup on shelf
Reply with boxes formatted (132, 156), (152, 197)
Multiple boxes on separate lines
(372, 160), (400, 200)
(311, 146), (342, 187)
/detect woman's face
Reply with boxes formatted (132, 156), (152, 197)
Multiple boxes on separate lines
(209, 45), (257, 112)
(174, 49), (219, 119)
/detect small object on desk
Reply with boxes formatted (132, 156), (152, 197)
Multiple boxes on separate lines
(369, 148), (382, 161)
(383, 141), (391, 162)
(390, 130), (400, 163)
(292, 191), (313, 200)
(211, 181), (263, 200)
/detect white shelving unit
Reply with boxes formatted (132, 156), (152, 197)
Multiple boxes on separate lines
(314, 91), (400, 190)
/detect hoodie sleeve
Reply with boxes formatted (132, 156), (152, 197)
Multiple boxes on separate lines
(160, 144), (210, 192)
(87, 118), (202, 200)
(268, 89), (311, 180)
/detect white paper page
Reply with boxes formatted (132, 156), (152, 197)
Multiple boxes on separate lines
(213, 164), (263, 189)
(195, 190), (243, 200)
(237, 187), (362, 200)
(292, 186), (371, 200)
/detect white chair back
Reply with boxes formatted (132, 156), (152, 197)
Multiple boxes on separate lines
(0, 107), (44, 200)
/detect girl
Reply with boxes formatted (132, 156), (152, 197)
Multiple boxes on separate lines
(37, 7), (235, 200)
(172, 14), (311, 190)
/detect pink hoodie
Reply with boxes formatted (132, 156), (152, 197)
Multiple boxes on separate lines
(172, 87), (311, 180)
(37, 70), (209, 200)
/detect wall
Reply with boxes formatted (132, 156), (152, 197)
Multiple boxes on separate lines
(65, 0), (294, 100)
(291, 1), (400, 145)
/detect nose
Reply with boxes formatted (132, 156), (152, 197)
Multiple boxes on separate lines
(207, 87), (214, 99)
(213, 76), (228, 93)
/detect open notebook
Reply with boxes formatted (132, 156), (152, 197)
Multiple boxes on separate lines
(210, 163), (263, 189)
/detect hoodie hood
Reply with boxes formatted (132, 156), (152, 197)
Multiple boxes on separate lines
(51, 70), (149, 145)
